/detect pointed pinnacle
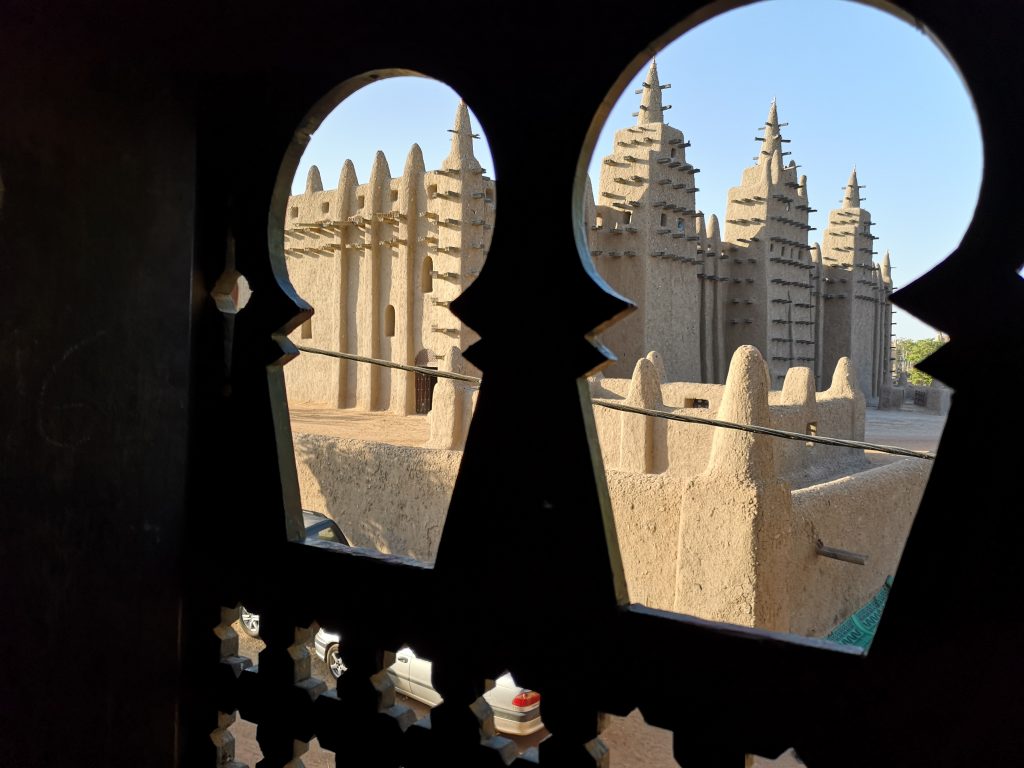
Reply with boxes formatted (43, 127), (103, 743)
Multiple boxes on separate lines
(338, 159), (358, 189)
(443, 100), (481, 173)
(759, 100), (781, 165)
(709, 346), (774, 481)
(399, 144), (425, 198)
(638, 60), (664, 125)
(403, 143), (425, 175)
(305, 164), (323, 193)
(844, 167), (861, 208)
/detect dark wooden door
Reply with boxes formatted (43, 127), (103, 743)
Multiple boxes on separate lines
(415, 369), (437, 414)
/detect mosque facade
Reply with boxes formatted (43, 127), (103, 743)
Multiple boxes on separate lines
(284, 63), (893, 412)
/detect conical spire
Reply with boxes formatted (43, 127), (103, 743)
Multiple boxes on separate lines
(442, 100), (481, 173)
(881, 250), (892, 283)
(399, 144), (425, 200)
(336, 159), (358, 214)
(403, 143), (425, 176)
(337, 159), (358, 191)
(638, 60), (664, 125)
(645, 350), (667, 383)
(843, 167), (861, 208)
(781, 366), (815, 407)
(367, 150), (391, 210)
(759, 99), (781, 165)
(619, 357), (667, 474)
(826, 357), (860, 398)
(691, 210), (705, 238)
(707, 213), (720, 241)
(305, 164), (323, 193)
(335, 157), (360, 215)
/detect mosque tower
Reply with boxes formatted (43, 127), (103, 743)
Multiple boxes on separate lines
(587, 60), (705, 381)
(281, 100), (494, 415)
(721, 101), (817, 388)
(281, 63), (894, 414)
(423, 100), (492, 375)
(819, 168), (886, 398)
(878, 251), (894, 388)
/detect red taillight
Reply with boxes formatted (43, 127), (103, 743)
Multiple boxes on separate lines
(512, 691), (541, 708)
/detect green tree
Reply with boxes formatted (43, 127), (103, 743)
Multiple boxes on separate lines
(894, 337), (945, 386)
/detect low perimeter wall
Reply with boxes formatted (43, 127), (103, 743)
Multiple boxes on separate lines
(787, 458), (931, 636)
(590, 353), (868, 489)
(294, 430), (930, 636)
(294, 433), (459, 563)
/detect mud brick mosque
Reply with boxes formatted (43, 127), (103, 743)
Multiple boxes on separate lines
(588, 61), (893, 397)
(281, 62), (920, 633)
(283, 100), (493, 415)
(283, 60), (894, 413)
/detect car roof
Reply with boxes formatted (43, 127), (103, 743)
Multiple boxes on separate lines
(302, 510), (350, 545)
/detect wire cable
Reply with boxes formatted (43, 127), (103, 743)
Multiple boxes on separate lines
(592, 399), (934, 460)
(293, 345), (936, 460)
(294, 345), (481, 383)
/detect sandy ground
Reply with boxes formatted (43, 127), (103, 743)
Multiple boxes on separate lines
(862, 404), (946, 466)
(863, 404), (946, 451)
(289, 403), (429, 446)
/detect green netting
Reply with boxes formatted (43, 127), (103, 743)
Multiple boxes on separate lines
(826, 576), (894, 649)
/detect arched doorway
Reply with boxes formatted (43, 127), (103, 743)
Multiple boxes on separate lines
(414, 349), (437, 414)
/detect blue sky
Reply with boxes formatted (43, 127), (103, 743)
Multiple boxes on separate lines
(293, 0), (981, 341)
(291, 77), (493, 190)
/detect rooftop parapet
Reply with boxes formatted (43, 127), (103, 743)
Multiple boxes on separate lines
(707, 345), (774, 482)
(619, 356), (668, 473)
(780, 366), (816, 407)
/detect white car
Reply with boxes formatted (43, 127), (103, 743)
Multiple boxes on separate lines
(314, 629), (544, 736)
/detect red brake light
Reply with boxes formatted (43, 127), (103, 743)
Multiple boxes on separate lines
(512, 691), (541, 708)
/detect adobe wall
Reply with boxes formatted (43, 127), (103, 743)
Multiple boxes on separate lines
(604, 469), (686, 609)
(291, 426), (693, 613)
(787, 458), (931, 636)
(292, 425), (928, 636)
(590, 375), (724, 480)
(292, 350), (928, 637)
(284, 168), (346, 406)
(293, 433), (457, 563)
(908, 384), (952, 415)
(282, 103), (493, 415)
